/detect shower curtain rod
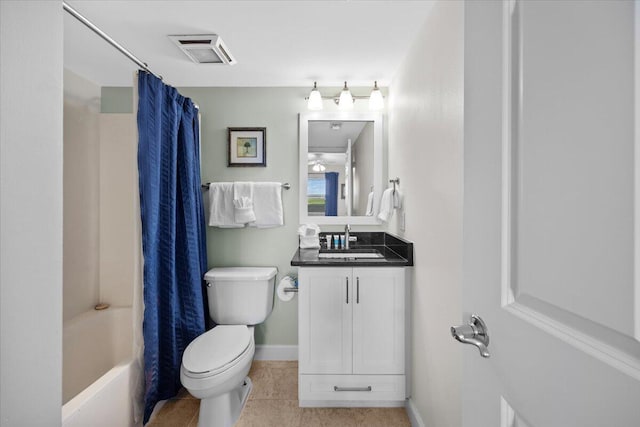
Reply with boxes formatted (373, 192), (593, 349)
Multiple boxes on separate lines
(63, 1), (162, 81)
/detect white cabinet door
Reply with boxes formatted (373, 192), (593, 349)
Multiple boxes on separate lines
(462, 1), (640, 425)
(352, 267), (405, 374)
(298, 267), (352, 374)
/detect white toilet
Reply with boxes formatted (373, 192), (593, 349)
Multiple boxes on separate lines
(180, 267), (277, 427)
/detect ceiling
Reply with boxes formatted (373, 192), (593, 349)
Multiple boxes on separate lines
(63, 1), (435, 88)
(309, 120), (367, 153)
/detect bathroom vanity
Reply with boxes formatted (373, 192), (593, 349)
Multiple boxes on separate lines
(291, 232), (413, 407)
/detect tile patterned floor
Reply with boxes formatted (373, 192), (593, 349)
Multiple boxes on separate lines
(148, 361), (411, 427)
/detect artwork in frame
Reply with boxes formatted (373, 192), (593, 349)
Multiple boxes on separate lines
(228, 127), (266, 167)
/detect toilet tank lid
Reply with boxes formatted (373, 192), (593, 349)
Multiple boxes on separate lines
(204, 267), (278, 282)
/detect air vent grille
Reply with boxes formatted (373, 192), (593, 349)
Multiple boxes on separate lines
(168, 34), (237, 65)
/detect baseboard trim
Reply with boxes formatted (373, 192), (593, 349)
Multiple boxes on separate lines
(405, 398), (426, 427)
(254, 345), (298, 360)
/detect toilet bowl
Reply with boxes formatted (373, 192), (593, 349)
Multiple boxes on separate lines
(180, 267), (277, 427)
(181, 325), (255, 427)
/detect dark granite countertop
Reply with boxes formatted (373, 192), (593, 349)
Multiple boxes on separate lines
(290, 232), (413, 267)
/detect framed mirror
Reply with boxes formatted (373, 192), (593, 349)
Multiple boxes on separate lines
(299, 112), (383, 225)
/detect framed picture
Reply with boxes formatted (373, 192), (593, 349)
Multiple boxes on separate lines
(228, 127), (266, 167)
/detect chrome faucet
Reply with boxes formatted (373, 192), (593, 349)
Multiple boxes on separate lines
(344, 224), (351, 250)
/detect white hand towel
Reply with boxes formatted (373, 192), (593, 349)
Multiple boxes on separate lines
(393, 189), (403, 210)
(233, 182), (256, 224)
(377, 188), (394, 222)
(365, 191), (375, 216)
(250, 182), (284, 228)
(208, 182), (243, 228)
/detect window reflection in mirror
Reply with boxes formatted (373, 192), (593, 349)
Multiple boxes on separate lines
(307, 174), (326, 215)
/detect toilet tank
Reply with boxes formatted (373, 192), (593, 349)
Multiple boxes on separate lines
(204, 267), (277, 325)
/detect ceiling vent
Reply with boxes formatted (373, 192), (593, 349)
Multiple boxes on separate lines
(168, 34), (237, 65)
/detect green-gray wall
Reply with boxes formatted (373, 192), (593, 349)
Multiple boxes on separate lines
(181, 87), (306, 345)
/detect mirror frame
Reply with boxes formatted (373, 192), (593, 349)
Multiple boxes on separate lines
(299, 111), (383, 225)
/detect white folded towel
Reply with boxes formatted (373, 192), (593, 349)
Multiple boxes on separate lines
(299, 235), (320, 249)
(377, 188), (394, 222)
(249, 182), (284, 228)
(377, 187), (402, 222)
(233, 197), (256, 224)
(365, 191), (375, 216)
(208, 182), (243, 228)
(298, 224), (320, 248)
(233, 182), (256, 224)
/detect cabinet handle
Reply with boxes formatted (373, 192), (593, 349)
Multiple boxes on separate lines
(333, 386), (372, 392)
(346, 277), (349, 304)
(356, 277), (360, 304)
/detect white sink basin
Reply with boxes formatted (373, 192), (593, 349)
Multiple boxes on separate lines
(318, 250), (384, 259)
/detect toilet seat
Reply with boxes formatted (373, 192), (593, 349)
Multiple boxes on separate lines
(182, 325), (251, 378)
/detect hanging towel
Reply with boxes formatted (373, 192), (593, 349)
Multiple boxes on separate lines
(233, 182), (256, 224)
(377, 188), (394, 222)
(250, 182), (284, 228)
(393, 188), (403, 210)
(365, 191), (375, 216)
(208, 182), (243, 228)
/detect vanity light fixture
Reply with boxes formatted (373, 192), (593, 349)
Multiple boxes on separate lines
(369, 81), (384, 110)
(312, 161), (326, 172)
(338, 81), (354, 110)
(305, 81), (385, 111)
(307, 82), (323, 110)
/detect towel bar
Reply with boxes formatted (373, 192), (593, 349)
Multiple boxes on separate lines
(202, 182), (291, 190)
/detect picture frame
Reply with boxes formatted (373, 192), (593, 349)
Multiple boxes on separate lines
(228, 127), (266, 167)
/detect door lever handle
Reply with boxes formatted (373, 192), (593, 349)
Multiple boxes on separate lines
(451, 314), (490, 358)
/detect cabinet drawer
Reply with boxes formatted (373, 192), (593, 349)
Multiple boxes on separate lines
(299, 374), (405, 405)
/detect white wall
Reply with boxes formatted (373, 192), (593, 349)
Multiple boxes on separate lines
(352, 122), (375, 215)
(64, 70), (101, 321)
(99, 114), (136, 307)
(64, 71), (136, 318)
(387, 2), (464, 426)
(0, 1), (64, 426)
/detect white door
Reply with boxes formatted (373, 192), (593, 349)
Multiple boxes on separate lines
(461, 1), (640, 426)
(298, 267), (352, 374)
(352, 268), (405, 374)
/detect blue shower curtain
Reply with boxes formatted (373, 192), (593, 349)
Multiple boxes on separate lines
(137, 72), (208, 424)
(325, 172), (339, 216)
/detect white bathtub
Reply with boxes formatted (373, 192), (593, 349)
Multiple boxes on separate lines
(62, 306), (140, 427)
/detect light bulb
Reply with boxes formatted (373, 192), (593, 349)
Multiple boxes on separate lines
(338, 81), (354, 110)
(369, 81), (384, 110)
(307, 82), (323, 110)
(312, 161), (326, 172)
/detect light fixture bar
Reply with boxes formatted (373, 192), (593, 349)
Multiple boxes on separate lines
(304, 81), (385, 109)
